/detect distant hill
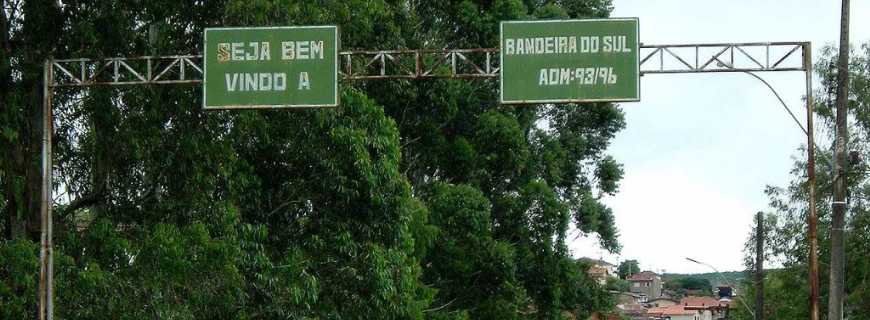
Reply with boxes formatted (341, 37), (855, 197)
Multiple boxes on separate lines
(663, 271), (746, 287)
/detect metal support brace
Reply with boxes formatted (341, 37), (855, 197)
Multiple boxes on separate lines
(37, 41), (814, 320)
(45, 42), (808, 86)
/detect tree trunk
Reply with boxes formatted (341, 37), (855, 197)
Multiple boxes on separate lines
(0, 0), (63, 242)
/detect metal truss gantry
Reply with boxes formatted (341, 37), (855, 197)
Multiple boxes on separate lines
(47, 42), (809, 86)
(39, 41), (820, 320)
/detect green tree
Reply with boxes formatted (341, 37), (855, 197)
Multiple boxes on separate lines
(617, 259), (640, 279)
(739, 42), (870, 320)
(1, 0), (626, 319)
(605, 277), (630, 292)
(664, 277), (713, 297)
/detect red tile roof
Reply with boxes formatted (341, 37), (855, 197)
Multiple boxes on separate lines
(648, 305), (695, 316)
(627, 271), (658, 281)
(681, 296), (727, 308)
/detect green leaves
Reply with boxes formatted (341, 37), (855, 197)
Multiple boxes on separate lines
(422, 183), (528, 319)
(616, 259), (640, 280)
(2, 1), (626, 319)
(0, 239), (39, 319)
(746, 41), (870, 319)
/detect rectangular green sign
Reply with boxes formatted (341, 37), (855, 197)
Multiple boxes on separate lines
(203, 26), (338, 109)
(500, 18), (639, 104)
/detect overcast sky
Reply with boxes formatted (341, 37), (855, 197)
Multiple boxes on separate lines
(569, 0), (870, 274)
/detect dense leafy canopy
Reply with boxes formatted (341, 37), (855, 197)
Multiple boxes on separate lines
(1, 0), (625, 319)
(735, 42), (870, 320)
(616, 259), (639, 280)
(663, 277), (712, 296)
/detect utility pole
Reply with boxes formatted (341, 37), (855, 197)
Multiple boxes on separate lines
(829, 0), (850, 319)
(755, 212), (764, 320)
(804, 41), (820, 320)
(40, 40), (815, 320)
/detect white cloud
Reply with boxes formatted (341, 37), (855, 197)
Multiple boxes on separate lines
(569, 0), (870, 274)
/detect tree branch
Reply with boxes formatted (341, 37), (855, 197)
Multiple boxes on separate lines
(59, 191), (103, 218)
(423, 298), (457, 313)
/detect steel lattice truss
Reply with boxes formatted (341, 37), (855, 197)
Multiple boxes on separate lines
(339, 48), (500, 80)
(51, 55), (203, 86)
(639, 42), (807, 74)
(48, 42), (808, 87)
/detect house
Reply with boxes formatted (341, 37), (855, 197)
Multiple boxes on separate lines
(681, 296), (730, 320)
(715, 285), (734, 299)
(611, 291), (645, 305)
(647, 297), (678, 308)
(647, 305), (698, 320)
(616, 302), (649, 320)
(581, 258), (617, 285)
(635, 296), (730, 320)
(587, 311), (623, 320)
(628, 271), (663, 299)
(681, 296), (724, 307)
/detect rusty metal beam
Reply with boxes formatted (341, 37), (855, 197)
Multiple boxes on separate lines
(38, 41), (816, 320)
(45, 42), (809, 87)
(639, 42), (807, 74)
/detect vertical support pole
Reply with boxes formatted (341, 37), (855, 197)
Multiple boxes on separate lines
(39, 60), (55, 320)
(486, 52), (491, 75)
(379, 53), (385, 76)
(415, 51), (421, 78)
(755, 211), (764, 320)
(829, 1), (850, 319)
(180, 58), (186, 80)
(345, 54), (352, 77)
(451, 52), (456, 75)
(804, 41), (820, 320)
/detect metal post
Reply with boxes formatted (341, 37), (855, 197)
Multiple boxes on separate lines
(38, 42), (815, 320)
(755, 211), (764, 320)
(804, 41), (820, 320)
(39, 60), (55, 320)
(829, 1), (850, 319)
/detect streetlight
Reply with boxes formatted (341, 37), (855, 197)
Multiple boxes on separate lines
(716, 59), (834, 164)
(716, 60), (816, 142)
(685, 257), (756, 319)
(717, 57), (823, 320)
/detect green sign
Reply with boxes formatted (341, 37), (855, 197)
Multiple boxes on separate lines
(500, 18), (639, 104)
(203, 26), (338, 109)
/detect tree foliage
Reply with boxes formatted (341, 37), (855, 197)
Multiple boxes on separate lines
(1, 0), (624, 319)
(663, 277), (712, 297)
(738, 42), (870, 320)
(617, 259), (640, 279)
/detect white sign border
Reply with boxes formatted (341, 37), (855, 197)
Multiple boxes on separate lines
(499, 18), (641, 105)
(202, 25), (340, 110)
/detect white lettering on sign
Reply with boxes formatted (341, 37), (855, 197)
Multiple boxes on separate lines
(504, 36), (631, 55)
(298, 72), (310, 90)
(602, 36), (631, 53)
(217, 41), (327, 62)
(231, 43), (244, 61)
(222, 42), (271, 61)
(225, 73), (287, 91)
(281, 41), (325, 60)
(537, 67), (617, 86)
(579, 36), (599, 53)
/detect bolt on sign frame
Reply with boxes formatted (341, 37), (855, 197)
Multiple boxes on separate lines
(39, 34), (820, 320)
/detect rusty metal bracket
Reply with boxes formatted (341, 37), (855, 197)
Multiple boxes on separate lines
(47, 42), (808, 87)
(38, 41), (814, 320)
(639, 42), (807, 74)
